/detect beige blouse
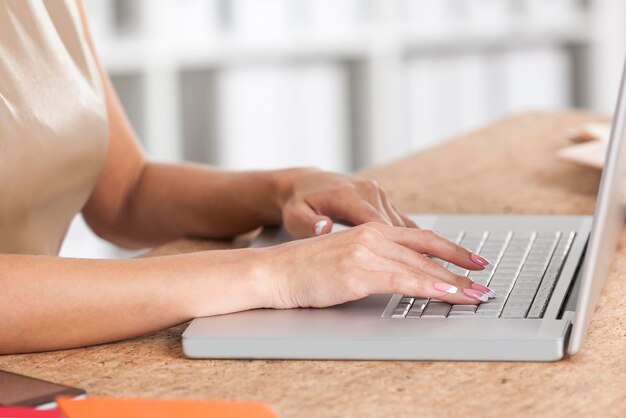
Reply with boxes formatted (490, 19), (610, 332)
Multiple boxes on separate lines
(0, 0), (108, 255)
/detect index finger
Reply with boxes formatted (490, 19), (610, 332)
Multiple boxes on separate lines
(366, 224), (491, 271)
(313, 198), (393, 227)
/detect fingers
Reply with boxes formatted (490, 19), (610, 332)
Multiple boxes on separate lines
(358, 258), (487, 305)
(392, 203), (419, 229)
(400, 214), (418, 229)
(354, 223), (491, 271)
(314, 196), (393, 228)
(341, 227), (495, 303)
(310, 179), (416, 229)
(368, 238), (473, 288)
(379, 189), (406, 227)
(283, 200), (333, 239)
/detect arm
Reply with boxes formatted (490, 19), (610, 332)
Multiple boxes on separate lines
(0, 249), (266, 354)
(78, 4), (415, 249)
(0, 224), (492, 355)
(78, 14), (288, 247)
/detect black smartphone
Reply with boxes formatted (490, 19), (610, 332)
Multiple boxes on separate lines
(0, 370), (86, 408)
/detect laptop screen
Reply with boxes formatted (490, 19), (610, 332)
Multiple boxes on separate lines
(569, 56), (626, 354)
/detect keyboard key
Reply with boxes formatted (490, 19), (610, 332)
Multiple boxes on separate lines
(476, 302), (503, 313)
(421, 302), (452, 318)
(503, 298), (534, 308)
(406, 299), (428, 318)
(474, 310), (500, 317)
(448, 311), (478, 317)
(509, 289), (538, 299)
(450, 304), (478, 312)
(501, 306), (530, 318)
(527, 232), (575, 318)
(411, 299), (428, 309)
(396, 303), (411, 311)
(391, 230), (575, 322)
(391, 309), (407, 318)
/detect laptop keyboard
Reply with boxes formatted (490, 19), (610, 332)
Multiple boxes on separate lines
(390, 230), (576, 319)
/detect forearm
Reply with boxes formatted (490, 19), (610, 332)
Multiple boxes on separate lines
(91, 163), (299, 248)
(0, 249), (267, 354)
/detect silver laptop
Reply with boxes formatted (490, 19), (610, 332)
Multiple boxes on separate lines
(183, 59), (626, 361)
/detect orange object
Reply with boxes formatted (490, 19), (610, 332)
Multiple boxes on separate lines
(56, 397), (276, 418)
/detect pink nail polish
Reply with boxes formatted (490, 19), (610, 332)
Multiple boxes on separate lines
(470, 253), (491, 267)
(314, 220), (328, 236)
(433, 282), (458, 294)
(471, 283), (496, 298)
(463, 288), (489, 302)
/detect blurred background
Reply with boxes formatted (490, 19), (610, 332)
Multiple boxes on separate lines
(60, 0), (626, 258)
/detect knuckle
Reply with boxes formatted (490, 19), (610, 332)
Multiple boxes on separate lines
(358, 178), (378, 189)
(339, 183), (358, 195)
(362, 221), (383, 231)
(410, 271), (429, 294)
(419, 229), (439, 244)
(387, 269), (426, 295)
(387, 272), (406, 294)
(353, 223), (382, 243)
(356, 179), (380, 196)
(345, 242), (370, 262)
(347, 273), (370, 299)
(452, 274), (472, 288)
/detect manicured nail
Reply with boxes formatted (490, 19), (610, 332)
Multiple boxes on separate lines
(433, 282), (458, 294)
(470, 253), (491, 268)
(463, 288), (489, 302)
(314, 220), (328, 236)
(471, 283), (496, 298)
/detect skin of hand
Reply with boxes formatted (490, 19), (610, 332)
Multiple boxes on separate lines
(241, 223), (491, 311)
(276, 168), (417, 238)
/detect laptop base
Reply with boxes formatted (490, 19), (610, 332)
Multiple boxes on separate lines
(182, 215), (591, 361)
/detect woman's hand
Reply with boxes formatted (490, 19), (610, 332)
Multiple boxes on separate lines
(254, 222), (495, 309)
(275, 168), (417, 238)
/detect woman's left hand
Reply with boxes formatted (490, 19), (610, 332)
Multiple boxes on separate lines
(276, 168), (418, 238)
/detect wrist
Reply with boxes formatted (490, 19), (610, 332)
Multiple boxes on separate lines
(183, 249), (275, 318)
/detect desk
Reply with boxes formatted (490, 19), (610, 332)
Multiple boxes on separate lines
(1, 113), (624, 417)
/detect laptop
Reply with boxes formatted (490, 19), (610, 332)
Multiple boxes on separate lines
(182, 59), (626, 361)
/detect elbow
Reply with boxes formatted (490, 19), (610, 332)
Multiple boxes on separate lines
(82, 216), (151, 250)
(80, 209), (148, 250)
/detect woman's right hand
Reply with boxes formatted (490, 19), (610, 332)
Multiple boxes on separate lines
(254, 222), (495, 309)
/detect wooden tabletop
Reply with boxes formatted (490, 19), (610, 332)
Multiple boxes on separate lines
(2, 113), (625, 418)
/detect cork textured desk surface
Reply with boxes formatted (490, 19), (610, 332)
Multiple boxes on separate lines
(1, 113), (624, 417)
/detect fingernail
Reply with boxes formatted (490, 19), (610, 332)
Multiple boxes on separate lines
(433, 282), (458, 294)
(463, 288), (489, 302)
(470, 253), (491, 268)
(314, 220), (328, 236)
(470, 283), (496, 298)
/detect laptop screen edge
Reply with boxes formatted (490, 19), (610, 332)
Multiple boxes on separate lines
(568, 55), (626, 354)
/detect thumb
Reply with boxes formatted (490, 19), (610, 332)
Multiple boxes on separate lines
(284, 200), (333, 238)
